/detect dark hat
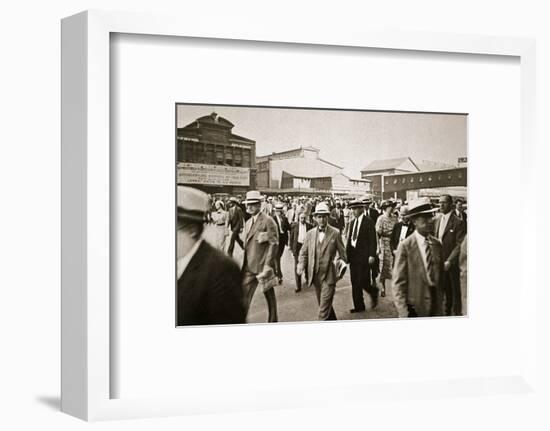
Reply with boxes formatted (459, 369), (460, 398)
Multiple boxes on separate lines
(404, 197), (439, 219)
(177, 186), (209, 222)
(380, 200), (397, 210)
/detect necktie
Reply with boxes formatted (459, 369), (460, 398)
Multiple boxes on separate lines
(352, 219), (358, 242)
(424, 237), (434, 283)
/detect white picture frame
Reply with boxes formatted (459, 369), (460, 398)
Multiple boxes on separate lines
(61, 9), (538, 421)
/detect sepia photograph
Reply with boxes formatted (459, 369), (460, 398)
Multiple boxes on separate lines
(176, 104), (468, 326)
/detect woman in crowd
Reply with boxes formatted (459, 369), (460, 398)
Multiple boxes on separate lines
(210, 200), (228, 251)
(375, 200), (397, 297)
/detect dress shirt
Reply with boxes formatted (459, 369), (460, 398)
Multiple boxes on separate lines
(318, 227), (326, 243)
(438, 211), (452, 241)
(298, 222), (306, 244)
(399, 224), (409, 242)
(350, 213), (364, 248)
(413, 231), (434, 285)
(276, 214), (284, 234)
(177, 238), (203, 280)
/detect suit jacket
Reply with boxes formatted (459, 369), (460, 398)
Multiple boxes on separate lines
(390, 221), (415, 253)
(177, 241), (245, 326)
(330, 208), (345, 231)
(433, 212), (466, 265)
(298, 225), (347, 287)
(243, 212), (279, 275)
(346, 214), (377, 263)
(272, 213), (290, 247)
(367, 207), (380, 223)
(289, 221), (313, 255)
(392, 234), (444, 318)
(228, 205), (244, 232)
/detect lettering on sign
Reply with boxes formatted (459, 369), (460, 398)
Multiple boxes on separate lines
(177, 163), (250, 186)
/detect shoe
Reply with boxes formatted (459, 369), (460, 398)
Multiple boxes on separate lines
(295, 287), (301, 293)
(278, 277), (283, 285)
(380, 288), (386, 298)
(349, 308), (366, 313)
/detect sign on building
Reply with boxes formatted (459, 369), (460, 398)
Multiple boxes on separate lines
(177, 163), (250, 186)
(458, 157), (467, 163)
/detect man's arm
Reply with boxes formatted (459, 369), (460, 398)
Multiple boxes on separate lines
(262, 216), (279, 273)
(446, 217), (466, 265)
(297, 233), (309, 275)
(367, 218), (377, 258)
(335, 229), (347, 263)
(391, 242), (409, 318)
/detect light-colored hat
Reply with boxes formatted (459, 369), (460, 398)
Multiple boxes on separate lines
(335, 258), (348, 281)
(274, 203), (284, 210)
(313, 202), (331, 215)
(404, 197), (439, 219)
(243, 190), (262, 204)
(399, 205), (410, 217)
(177, 186), (209, 222)
(348, 199), (365, 209)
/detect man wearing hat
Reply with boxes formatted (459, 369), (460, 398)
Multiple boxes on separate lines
(390, 205), (415, 257)
(297, 202), (347, 320)
(227, 196), (245, 257)
(177, 186), (245, 326)
(346, 199), (378, 313)
(272, 203), (290, 284)
(391, 198), (444, 318)
(242, 190), (279, 322)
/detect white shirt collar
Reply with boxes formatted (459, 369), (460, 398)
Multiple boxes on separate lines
(177, 238), (203, 280)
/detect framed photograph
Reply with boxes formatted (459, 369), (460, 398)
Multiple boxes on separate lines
(61, 10), (538, 421)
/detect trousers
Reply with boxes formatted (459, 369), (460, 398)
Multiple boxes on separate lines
(242, 270), (278, 323)
(312, 274), (337, 320)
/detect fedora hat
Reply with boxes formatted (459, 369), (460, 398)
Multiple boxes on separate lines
(243, 190), (262, 204)
(313, 202), (331, 215)
(348, 199), (365, 209)
(335, 258), (348, 281)
(177, 186), (209, 222)
(404, 197), (439, 219)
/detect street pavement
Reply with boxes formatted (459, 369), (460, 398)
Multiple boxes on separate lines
(203, 223), (399, 323)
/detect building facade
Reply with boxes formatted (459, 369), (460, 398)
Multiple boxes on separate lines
(257, 146), (371, 197)
(177, 112), (256, 196)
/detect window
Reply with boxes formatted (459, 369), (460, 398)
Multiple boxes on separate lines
(225, 148), (233, 166)
(234, 148), (242, 167)
(216, 146), (224, 165)
(243, 150), (251, 167)
(206, 144), (214, 164)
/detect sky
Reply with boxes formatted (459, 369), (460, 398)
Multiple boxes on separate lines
(177, 104), (467, 179)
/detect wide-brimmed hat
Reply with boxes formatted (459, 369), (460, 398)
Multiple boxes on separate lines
(177, 186), (209, 222)
(348, 199), (365, 209)
(360, 195), (372, 205)
(274, 202), (284, 210)
(404, 197), (439, 219)
(242, 190), (262, 204)
(380, 200), (397, 210)
(313, 202), (331, 215)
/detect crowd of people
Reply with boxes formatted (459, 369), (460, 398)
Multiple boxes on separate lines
(176, 186), (468, 326)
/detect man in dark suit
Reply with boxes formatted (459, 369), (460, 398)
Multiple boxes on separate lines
(272, 203), (290, 283)
(455, 199), (467, 231)
(330, 202), (345, 233)
(392, 198), (444, 318)
(346, 199), (378, 312)
(289, 212), (313, 292)
(177, 186), (245, 326)
(297, 202), (347, 320)
(390, 205), (415, 257)
(242, 190), (279, 323)
(227, 197), (244, 257)
(434, 194), (466, 316)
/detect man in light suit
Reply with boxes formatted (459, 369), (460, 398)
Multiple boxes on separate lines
(242, 190), (279, 323)
(297, 202), (347, 321)
(392, 198), (444, 318)
(434, 194), (466, 316)
(289, 212), (314, 292)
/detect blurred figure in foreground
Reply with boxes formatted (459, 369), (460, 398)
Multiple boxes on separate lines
(177, 186), (245, 326)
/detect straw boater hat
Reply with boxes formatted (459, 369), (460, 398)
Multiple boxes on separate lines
(274, 202), (284, 210)
(347, 199), (365, 209)
(242, 190), (262, 204)
(403, 197), (439, 219)
(313, 202), (331, 216)
(177, 186), (209, 222)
